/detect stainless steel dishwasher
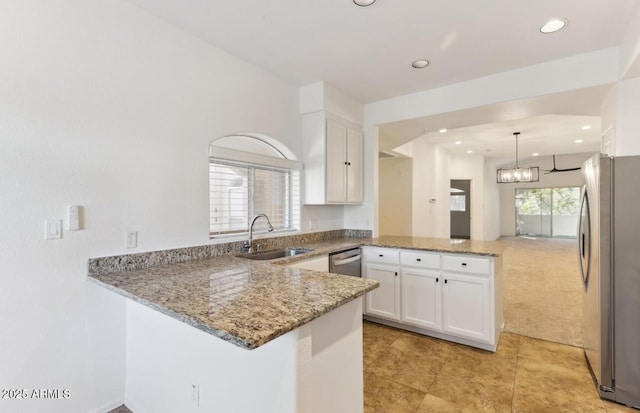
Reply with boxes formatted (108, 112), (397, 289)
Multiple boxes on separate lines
(329, 247), (361, 277)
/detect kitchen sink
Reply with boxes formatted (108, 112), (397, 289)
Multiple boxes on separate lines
(236, 247), (314, 261)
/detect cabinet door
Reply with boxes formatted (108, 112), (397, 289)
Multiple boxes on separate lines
(346, 128), (363, 203)
(441, 273), (491, 343)
(325, 119), (347, 203)
(401, 268), (442, 331)
(364, 264), (400, 321)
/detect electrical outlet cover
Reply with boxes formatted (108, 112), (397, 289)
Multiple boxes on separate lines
(125, 231), (138, 249)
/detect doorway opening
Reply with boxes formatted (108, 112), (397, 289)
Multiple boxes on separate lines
(515, 187), (581, 238)
(450, 179), (471, 239)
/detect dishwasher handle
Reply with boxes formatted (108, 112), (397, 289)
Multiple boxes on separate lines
(332, 254), (361, 266)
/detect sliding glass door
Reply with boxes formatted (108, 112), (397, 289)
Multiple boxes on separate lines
(515, 187), (581, 238)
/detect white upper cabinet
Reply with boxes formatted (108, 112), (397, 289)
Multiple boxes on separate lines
(302, 111), (363, 205)
(345, 127), (363, 203)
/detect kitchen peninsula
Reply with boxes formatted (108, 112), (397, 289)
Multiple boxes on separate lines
(88, 232), (505, 413)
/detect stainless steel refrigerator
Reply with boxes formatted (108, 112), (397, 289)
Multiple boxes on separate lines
(579, 154), (640, 408)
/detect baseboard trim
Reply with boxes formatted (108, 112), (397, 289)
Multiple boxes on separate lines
(89, 399), (125, 413)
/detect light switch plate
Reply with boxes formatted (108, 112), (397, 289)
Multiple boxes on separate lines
(45, 219), (62, 240)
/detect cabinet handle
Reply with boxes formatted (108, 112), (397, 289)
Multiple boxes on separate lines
(379, 254), (383, 257)
(344, 161), (348, 165)
(444, 279), (448, 284)
(395, 272), (398, 276)
(416, 258), (421, 262)
(461, 263), (467, 267)
(436, 277), (439, 282)
(347, 162), (351, 165)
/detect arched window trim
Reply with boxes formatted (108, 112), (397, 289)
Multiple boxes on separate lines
(210, 133), (298, 161)
(209, 134), (300, 239)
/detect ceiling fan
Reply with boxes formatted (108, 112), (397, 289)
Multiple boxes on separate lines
(543, 155), (582, 174)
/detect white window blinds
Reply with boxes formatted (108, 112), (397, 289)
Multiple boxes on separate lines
(209, 158), (300, 237)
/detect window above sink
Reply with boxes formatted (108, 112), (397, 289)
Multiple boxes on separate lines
(209, 134), (301, 239)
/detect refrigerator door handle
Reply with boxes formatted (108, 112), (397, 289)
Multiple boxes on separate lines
(578, 185), (591, 290)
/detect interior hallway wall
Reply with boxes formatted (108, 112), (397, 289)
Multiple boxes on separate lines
(601, 78), (640, 157)
(411, 142), (450, 238)
(483, 160), (502, 241)
(379, 158), (412, 236)
(0, 1), (339, 412)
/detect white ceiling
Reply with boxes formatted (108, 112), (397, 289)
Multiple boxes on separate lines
(378, 85), (608, 159)
(124, 0), (639, 103)
(413, 114), (601, 163)
(124, 0), (638, 160)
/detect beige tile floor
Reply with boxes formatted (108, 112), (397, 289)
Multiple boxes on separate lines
(109, 321), (636, 413)
(363, 321), (637, 413)
(111, 238), (633, 413)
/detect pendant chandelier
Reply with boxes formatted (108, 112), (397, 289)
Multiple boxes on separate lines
(496, 132), (539, 184)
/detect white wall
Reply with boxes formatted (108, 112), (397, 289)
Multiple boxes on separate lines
(378, 158), (412, 236)
(619, 4), (640, 79)
(411, 142), (450, 238)
(0, 1), (339, 412)
(483, 160), (502, 241)
(299, 81), (364, 125)
(499, 153), (594, 236)
(615, 78), (640, 156)
(600, 78), (640, 157)
(378, 147), (500, 241)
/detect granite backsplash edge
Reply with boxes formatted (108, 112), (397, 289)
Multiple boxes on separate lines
(87, 229), (372, 276)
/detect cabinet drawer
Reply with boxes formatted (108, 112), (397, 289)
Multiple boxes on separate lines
(363, 248), (399, 265)
(400, 251), (440, 269)
(442, 255), (491, 275)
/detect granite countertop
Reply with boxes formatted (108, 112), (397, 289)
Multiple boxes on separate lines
(367, 236), (506, 257)
(90, 253), (378, 350)
(269, 236), (506, 265)
(89, 235), (505, 351)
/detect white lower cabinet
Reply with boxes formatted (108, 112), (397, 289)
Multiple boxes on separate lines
(400, 268), (441, 330)
(364, 264), (400, 321)
(441, 272), (491, 343)
(363, 247), (500, 351)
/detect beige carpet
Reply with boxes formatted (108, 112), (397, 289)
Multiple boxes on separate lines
(501, 236), (583, 347)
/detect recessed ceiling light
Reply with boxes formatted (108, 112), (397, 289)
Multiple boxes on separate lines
(353, 0), (376, 6)
(582, 125), (592, 130)
(455, 141), (462, 145)
(411, 59), (430, 69)
(439, 128), (448, 133)
(466, 150), (473, 154)
(540, 18), (568, 34)
(532, 152), (539, 157)
(575, 139), (583, 143)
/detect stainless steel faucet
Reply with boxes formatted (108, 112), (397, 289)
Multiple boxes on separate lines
(245, 214), (274, 253)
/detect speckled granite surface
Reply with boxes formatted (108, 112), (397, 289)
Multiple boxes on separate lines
(367, 236), (506, 257)
(88, 229), (372, 276)
(89, 253), (378, 350)
(88, 233), (504, 350)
